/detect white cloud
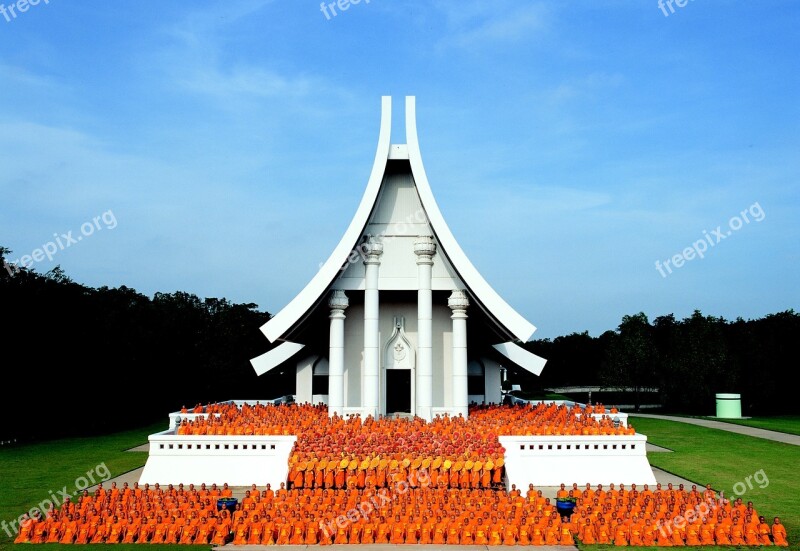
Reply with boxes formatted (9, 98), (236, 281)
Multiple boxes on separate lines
(435, 1), (550, 49)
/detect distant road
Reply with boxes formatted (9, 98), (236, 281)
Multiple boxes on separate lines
(545, 386), (659, 393)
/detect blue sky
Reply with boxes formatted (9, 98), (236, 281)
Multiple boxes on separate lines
(1, 0), (798, 339)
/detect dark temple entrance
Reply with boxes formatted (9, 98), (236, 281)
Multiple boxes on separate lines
(385, 369), (411, 414)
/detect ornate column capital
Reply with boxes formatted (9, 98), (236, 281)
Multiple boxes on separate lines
(363, 235), (383, 265)
(413, 235), (436, 265)
(328, 289), (349, 317)
(448, 289), (470, 317)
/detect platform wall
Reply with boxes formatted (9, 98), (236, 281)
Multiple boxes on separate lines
(500, 434), (657, 487)
(139, 432), (296, 487)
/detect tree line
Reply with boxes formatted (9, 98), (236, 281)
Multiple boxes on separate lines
(1, 246), (796, 442)
(522, 310), (798, 415)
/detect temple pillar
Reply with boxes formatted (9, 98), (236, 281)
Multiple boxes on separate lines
(414, 236), (436, 421)
(449, 289), (470, 418)
(363, 238), (383, 418)
(327, 290), (348, 417)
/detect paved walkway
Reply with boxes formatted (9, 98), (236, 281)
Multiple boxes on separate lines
(632, 414), (800, 446)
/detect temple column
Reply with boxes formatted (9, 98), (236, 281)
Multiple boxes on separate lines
(363, 239), (383, 418)
(414, 236), (436, 421)
(448, 289), (470, 418)
(327, 290), (348, 417)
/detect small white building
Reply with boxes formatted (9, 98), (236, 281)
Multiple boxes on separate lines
(251, 97), (547, 421)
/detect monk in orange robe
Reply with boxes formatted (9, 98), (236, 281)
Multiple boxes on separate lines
(375, 516), (390, 544)
(390, 515), (406, 544)
(231, 520), (248, 544)
(730, 520), (746, 545)
(59, 515), (78, 543)
(195, 518), (213, 544)
(361, 519), (375, 544)
(641, 519), (656, 546)
(772, 517), (788, 546)
(596, 517), (612, 544)
(699, 518), (715, 545)
(560, 519), (575, 545)
(276, 519), (292, 545)
(14, 515), (34, 543)
(210, 518), (228, 546)
(613, 519), (629, 545)
(433, 516), (446, 545)
(473, 518), (488, 545)
(581, 518), (597, 544)
(714, 522), (731, 545)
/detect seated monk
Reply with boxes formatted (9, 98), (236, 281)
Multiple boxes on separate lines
(375, 516), (390, 544)
(772, 517), (788, 547)
(361, 519), (375, 544)
(581, 519), (597, 544)
(613, 519), (629, 546)
(390, 515), (406, 544)
(757, 516), (772, 546)
(560, 518), (575, 545)
(473, 518), (488, 545)
(14, 515), (34, 543)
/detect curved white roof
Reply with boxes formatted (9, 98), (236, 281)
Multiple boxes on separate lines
(261, 96), (537, 344)
(404, 97), (536, 342)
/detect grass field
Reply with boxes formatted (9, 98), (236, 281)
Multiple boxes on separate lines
(2, 416), (797, 550)
(0, 423), (204, 551)
(702, 415), (800, 436)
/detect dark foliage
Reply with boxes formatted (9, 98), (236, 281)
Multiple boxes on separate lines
(0, 247), (282, 443)
(522, 310), (799, 415)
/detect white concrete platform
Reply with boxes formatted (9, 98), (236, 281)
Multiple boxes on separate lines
(139, 430), (296, 487)
(501, 434), (657, 487)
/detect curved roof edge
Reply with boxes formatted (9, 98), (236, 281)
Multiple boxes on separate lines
(261, 96), (393, 343)
(251, 341), (306, 376)
(493, 342), (546, 376)
(405, 96), (537, 342)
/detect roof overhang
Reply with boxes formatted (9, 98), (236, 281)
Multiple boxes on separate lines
(493, 342), (547, 376)
(250, 342), (305, 376)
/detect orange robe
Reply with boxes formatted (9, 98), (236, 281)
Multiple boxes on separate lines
(772, 523), (788, 546)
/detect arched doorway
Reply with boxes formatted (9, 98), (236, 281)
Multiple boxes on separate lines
(382, 316), (415, 416)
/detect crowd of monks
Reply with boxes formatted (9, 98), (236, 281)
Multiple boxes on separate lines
(11, 403), (789, 546)
(14, 480), (788, 546)
(567, 481), (788, 546)
(175, 402), (633, 491)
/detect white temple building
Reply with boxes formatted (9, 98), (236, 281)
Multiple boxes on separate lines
(139, 97), (657, 487)
(251, 96), (547, 421)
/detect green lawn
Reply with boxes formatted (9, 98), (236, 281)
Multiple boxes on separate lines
(702, 415), (800, 436)
(0, 423), (205, 551)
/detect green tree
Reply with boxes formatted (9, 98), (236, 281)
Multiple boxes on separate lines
(602, 313), (657, 412)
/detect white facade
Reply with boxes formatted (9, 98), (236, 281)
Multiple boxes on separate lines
(251, 97), (547, 421)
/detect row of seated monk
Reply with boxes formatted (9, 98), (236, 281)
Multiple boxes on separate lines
(179, 401), (620, 416)
(13, 481), (788, 546)
(174, 402), (635, 440)
(286, 461), (504, 489)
